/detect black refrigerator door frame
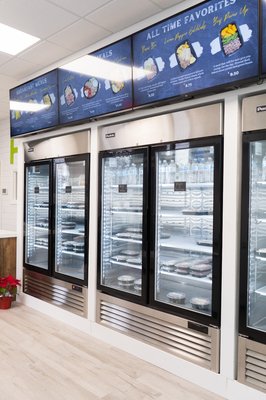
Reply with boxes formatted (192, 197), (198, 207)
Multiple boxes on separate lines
(239, 130), (266, 344)
(149, 136), (223, 327)
(23, 159), (53, 276)
(97, 146), (149, 305)
(52, 153), (90, 287)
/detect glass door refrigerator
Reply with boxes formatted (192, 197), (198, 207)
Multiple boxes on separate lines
(238, 94), (266, 392)
(97, 104), (223, 371)
(150, 138), (223, 326)
(98, 148), (148, 304)
(24, 161), (52, 275)
(24, 154), (89, 286)
(53, 155), (89, 284)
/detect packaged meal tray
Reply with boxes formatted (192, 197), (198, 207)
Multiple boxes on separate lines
(134, 278), (142, 291)
(190, 297), (210, 310)
(167, 291), (186, 304)
(161, 260), (177, 272)
(64, 84), (75, 106)
(83, 77), (99, 99)
(143, 57), (158, 80)
(220, 22), (242, 56)
(175, 262), (190, 275)
(120, 249), (140, 256)
(110, 80), (125, 94)
(176, 40), (197, 70)
(117, 275), (135, 287)
(190, 263), (211, 277)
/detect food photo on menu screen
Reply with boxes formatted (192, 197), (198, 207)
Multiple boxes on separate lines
(133, 0), (259, 106)
(58, 37), (133, 125)
(10, 70), (58, 136)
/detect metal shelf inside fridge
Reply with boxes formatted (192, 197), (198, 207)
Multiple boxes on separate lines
(159, 270), (212, 289)
(111, 210), (143, 216)
(110, 236), (142, 244)
(110, 260), (142, 270)
(255, 256), (266, 261)
(255, 286), (266, 296)
(34, 244), (48, 250)
(61, 250), (84, 258)
(111, 207), (143, 213)
(159, 235), (213, 255)
(61, 228), (84, 235)
(34, 226), (48, 231)
(61, 206), (85, 211)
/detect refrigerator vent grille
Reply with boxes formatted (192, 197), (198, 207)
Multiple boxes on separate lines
(23, 270), (87, 317)
(245, 349), (266, 392)
(98, 294), (219, 371)
(238, 336), (266, 393)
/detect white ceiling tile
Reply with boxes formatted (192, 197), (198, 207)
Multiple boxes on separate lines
(47, 0), (112, 17)
(0, 58), (42, 80)
(49, 19), (111, 52)
(18, 41), (72, 67)
(0, 53), (13, 66)
(151, 0), (184, 9)
(0, 0), (79, 39)
(85, 0), (161, 32)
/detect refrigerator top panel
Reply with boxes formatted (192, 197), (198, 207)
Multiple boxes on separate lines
(99, 103), (223, 151)
(24, 130), (90, 162)
(242, 94), (266, 132)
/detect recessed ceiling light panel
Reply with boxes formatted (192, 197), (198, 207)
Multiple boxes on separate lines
(0, 23), (40, 55)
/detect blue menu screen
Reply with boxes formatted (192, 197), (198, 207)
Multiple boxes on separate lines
(58, 37), (133, 124)
(10, 70), (59, 136)
(133, 0), (259, 106)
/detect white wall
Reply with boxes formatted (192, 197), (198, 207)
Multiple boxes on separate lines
(0, 117), (17, 231)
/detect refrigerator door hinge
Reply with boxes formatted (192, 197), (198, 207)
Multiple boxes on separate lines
(209, 324), (219, 330)
(239, 333), (249, 339)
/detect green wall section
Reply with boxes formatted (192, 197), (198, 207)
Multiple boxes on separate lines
(10, 139), (18, 165)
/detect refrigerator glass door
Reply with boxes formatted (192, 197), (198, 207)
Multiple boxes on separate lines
(100, 152), (144, 296)
(247, 141), (266, 333)
(154, 146), (214, 316)
(54, 159), (86, 280)
(25, 163), (50, 270)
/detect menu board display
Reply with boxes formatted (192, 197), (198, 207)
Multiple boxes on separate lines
(58, 38), (132, 124)
(133, 0), (259, 106)
(10, 70), (58, 136)
(262, 0), (266, 75)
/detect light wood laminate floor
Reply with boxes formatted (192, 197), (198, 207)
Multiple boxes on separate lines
(0, 304), (225, 400)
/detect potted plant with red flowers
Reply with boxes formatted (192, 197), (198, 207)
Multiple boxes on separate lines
(0, 275), (21, 309)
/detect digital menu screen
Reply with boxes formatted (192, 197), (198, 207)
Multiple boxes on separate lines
(133, 0), (259, 107)
(262, 0), (266, 76)
(10, 70), (59, 136)
(58, 37), (133, 124)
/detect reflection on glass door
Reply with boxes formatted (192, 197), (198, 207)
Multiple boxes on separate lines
(154, 146), (215, 316)
(246, 141), (266, 333)
(99, 151), (146, 297)
(54, 158), (87, 281)
(25, 163), (50, 270)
